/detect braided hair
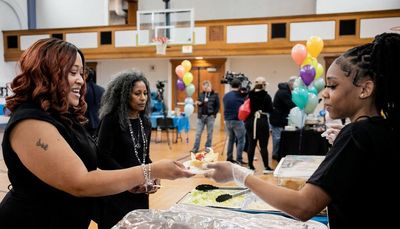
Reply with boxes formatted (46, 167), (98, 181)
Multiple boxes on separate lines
(335, 33), (400, 131)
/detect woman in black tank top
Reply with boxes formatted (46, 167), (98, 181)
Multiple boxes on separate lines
(0, 38), (193, 228)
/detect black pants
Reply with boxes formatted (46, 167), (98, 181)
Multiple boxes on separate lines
(245, 116), (270, 169)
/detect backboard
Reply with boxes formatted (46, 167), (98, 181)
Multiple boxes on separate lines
(137, 9), (194, 46)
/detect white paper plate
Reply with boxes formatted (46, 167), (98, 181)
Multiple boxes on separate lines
(183, 161), (212, 174)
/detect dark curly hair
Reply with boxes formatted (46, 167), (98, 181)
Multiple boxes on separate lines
(335, 33), (400, 131)
(99, 69), (151, 130)
(6, 38), (88, 124)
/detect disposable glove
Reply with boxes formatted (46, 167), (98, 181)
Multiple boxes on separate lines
(205, 162), (254, 187)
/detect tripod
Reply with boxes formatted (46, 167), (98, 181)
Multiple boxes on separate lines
(156, 87), (172, 149)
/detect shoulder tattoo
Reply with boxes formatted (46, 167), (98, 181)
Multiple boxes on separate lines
(36, 138), (48, 151)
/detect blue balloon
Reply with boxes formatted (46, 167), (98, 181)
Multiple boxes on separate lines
(307, 85), (318, 95)
(292, 87), (308, 109)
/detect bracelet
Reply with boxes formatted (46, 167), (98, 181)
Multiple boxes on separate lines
(142, 164), (153, 192)
(147, 163), (152, 183)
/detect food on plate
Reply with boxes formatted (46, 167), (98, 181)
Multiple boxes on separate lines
(190, 148), (217, 169)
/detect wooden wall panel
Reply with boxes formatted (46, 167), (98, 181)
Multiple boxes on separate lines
(2, 10), (399, 61)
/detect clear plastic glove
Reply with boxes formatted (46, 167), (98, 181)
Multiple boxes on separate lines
(205, 161), (254, 187)
(321, 124), (343, 144)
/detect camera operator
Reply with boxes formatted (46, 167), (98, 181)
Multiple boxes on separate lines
(221, 71), (251, 95)
(190, 80), (220, 154)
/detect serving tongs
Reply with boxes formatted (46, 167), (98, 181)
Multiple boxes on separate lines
(195, 184), (245, 191)
(215, 189), (251, 202)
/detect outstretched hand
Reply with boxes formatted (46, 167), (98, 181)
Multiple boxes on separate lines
(152, 159), (195, 180)
(205, 161), (254, 187)
(204, 161), (234, 183)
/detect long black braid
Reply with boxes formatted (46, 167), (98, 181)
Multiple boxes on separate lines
(335, 33), (400, 131)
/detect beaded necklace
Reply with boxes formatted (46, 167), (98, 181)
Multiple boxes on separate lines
(128, 117), (147, 164)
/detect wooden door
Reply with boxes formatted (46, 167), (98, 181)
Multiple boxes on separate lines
(171, 58), (226, 130)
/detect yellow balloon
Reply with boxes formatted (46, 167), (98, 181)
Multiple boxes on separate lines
(301, 54), (318, 70)
(306, 36), (324, 58)
(181, 60), (192, 72)
(315, 63), (324, 79)
(183, 72), (193, 86)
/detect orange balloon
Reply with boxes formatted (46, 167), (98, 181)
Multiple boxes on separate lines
(175, 65), (185, 78)
(181, 60), (192, 72)
(291, 44), (307, 66)
(306, 36), (324, 58)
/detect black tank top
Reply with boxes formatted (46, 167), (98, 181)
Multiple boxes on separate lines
(0, 102), (97, 228)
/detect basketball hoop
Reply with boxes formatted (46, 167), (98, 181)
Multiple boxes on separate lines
(153, 37), (169, 55)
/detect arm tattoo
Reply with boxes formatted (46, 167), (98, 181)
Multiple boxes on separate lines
(36, 138), (48, 151)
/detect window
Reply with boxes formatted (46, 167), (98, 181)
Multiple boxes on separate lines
(271, 23), (286, 39)
(339, 19), (356, 36)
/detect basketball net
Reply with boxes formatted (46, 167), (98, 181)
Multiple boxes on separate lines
(156, 42), (168, 55)
(153, 37), (169, 55)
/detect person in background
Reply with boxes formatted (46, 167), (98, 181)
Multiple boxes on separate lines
(0, 38), (194, 228)
(205, 33), (400, 228)
(244, 77), (273, 172)
(190, 80), (220, 153)
(223, 79), (247, 164)
(84, 67), (105, 136)
(269, 76), (296, 160)
(96, 69), (159, 229)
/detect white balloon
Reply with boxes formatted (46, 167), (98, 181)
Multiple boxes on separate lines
(293, 77), (305, 89)
(185, 84), (195, 97)
(184, 104), (194, 116)
(304, 93), (319, 114)
(288, 107), (305, 128)
(185, 97), (194, 104)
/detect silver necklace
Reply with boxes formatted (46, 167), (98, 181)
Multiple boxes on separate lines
(128, 117), (147, 165)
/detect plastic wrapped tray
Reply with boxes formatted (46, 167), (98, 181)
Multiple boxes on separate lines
(113, 204), (327, 229)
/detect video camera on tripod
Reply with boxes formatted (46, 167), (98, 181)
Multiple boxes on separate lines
(221, 71), (252, 94)
(156, 80), (167, 91)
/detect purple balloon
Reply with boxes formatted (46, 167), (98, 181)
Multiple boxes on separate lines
(177, 79), (185, 91)
(300, 65), (316, 86)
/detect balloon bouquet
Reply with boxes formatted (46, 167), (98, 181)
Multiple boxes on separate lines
(289, 36), (326, 128)
(175, 60), (196, 117)
(175, 60), (195, 143)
